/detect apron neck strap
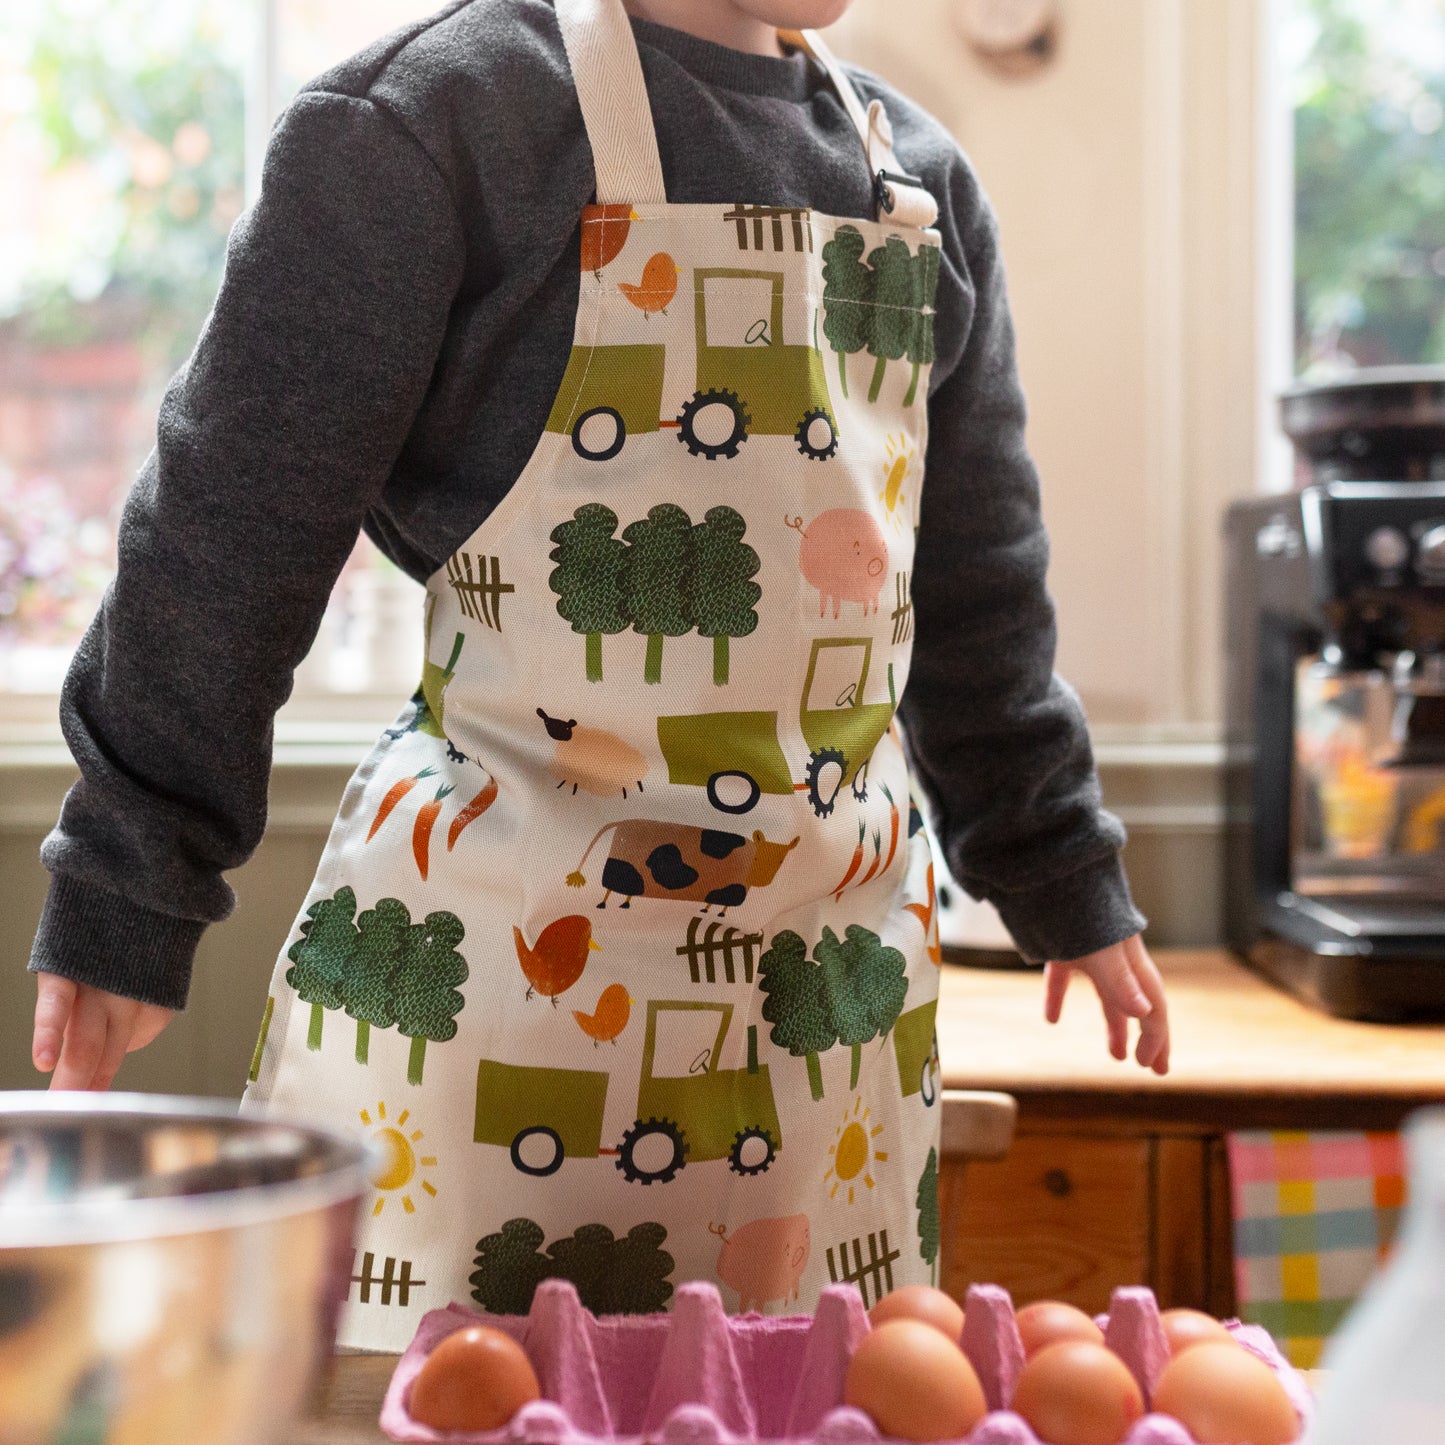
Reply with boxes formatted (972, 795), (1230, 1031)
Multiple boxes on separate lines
(553, 0), (939, 229)
(554, 0), (669, 206)
(782, 28), (939, 230)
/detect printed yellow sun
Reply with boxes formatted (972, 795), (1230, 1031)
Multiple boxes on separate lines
(359, 1100), (438, 1217)
(824, 1094), (888, 1204)
(880, 433), (915, 529)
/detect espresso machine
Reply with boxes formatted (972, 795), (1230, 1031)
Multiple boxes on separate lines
(1225, 367), (1445, 1019)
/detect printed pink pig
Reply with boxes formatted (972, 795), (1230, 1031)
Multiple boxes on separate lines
(710, 1214), (811, 1313)
(786, 509), (889, 618)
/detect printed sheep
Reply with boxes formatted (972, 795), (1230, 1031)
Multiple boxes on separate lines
(537, 709), (649, 799)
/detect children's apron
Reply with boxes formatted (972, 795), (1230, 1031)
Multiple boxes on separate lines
(243, 0), (946, 1352)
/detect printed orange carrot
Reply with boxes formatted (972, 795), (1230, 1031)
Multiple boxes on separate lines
(447, 775), (499, 851)
(367, 766), (436, 842)
(879, 782), (901, 875)
(856, 829), (884, 889)
(833, 819), (868, 902)
(413, 783), (455, 881)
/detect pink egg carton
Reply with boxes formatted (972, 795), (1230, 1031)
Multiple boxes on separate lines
(380, 1280), (1313, 1445)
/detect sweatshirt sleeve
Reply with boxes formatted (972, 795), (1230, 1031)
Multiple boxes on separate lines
(898, 159), (1146, 965)
(29, 90), (466, 1010)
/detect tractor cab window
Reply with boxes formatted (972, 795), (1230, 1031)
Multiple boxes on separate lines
(702, 274), (778, 348)
(648, 1003), (726, 1078)
(806, 638), (874, 711)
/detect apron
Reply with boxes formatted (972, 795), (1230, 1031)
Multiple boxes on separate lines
(243, 0), (947, 1353)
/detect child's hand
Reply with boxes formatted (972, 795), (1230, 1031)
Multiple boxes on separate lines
(1042, 934), (1170, 1075)
(32, 973), (175, 1092)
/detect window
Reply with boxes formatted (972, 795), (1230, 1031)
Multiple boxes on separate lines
(0, 0), (437, 693)
(1290, 0), (1445, 375)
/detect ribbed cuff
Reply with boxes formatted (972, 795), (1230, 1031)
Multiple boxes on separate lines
(986, 851), (1147, 966)
(29, 873), (205, 1011)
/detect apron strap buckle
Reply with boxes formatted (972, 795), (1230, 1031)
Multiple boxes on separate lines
(874, 168), (926, 217)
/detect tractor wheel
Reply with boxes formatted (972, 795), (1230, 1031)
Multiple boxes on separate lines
(706, 769), (762, 815)
(571, 406), (626, 461)
(676, 388), (750, 460)
(728, 1125), (778, 1177)
(510, 1126), (565, 1177)
(804, 747), (847, 818)
(851, 757), (870, 803)
(794, 407), (839, 461)
(616, 1117), (688, 1185)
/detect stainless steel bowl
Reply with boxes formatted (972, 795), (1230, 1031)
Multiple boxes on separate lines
(0, 1093), (369, 1445)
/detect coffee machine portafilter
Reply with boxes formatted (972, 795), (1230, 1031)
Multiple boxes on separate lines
(1225, 369), (1445, 1020)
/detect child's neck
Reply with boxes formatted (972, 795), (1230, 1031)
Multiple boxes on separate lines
(620, 0), (785, 57)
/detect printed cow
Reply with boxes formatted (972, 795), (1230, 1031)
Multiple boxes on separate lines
(566, 821), (800, 914)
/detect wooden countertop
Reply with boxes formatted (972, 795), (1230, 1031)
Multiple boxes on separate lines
(290, 1357), (394, 1445)
(939, 948), (1445, 1128)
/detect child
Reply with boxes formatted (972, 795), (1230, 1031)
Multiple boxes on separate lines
(29, 0), (1169, 1347)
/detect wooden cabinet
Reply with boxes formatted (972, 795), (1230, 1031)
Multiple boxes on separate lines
(936, 951), (1445, 1321)
(939, 1127), (1233, 1316)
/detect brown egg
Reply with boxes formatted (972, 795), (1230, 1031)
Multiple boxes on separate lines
(1159, 1308), (1236, 1357)
(869, 1285), (966, 1343)
(1011, 1340), (1145, 1445)
(845, 1318), (989, 1442)
(1153, 1341), (1299, 1445)
(1015, 1300), (1106, 1357)
(409, 1325), (541, 1432)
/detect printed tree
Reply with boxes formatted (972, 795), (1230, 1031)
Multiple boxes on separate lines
(821, 225), (873, 398)
(549, 503), (630, 682)
(814, 924), (910, 1090)
(286, 887), (359, 1051)
(917, 1147), (941, 1284)
(390, 910), (469, 1085)
(470, 1217), (555, 1315)
(903, 244), (941, 408)
(686, 506), (760, 686)
(548, 1221), (675, 1314)
(759, 930), (838, 1101)
(822, 226), (939, 407)
(341, 897), (409, 1064)
(621, 503), (695, 685)
(470, 1217), (675, 1316)
(865, 236), (918, 404)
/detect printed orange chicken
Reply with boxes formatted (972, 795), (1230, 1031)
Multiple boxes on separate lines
(619, 251), (681, 315)
(572, 982), (635, 1044)
(513, 915), (601, 1004)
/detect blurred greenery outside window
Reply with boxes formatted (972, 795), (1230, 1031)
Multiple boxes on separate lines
(1292, 0), (1445, 375)
(0, 0), (434, 694)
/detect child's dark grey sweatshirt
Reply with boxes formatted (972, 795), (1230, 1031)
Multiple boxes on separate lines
(30, 0), (1145, 1010)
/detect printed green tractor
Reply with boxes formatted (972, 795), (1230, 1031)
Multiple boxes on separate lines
(656, 638), (896, 818)
(621, 1000), (782, 1183)
(541, 267), (838, 463)
(892, 998), (941, 1106)
(677, 268), (838, 461)
(473, 999), (781, 1184)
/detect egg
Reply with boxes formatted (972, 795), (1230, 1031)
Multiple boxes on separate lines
(869, 1285), (966, 1343)
(1015, 1300), (1106, 1356)
(1010, 1340), (1145, 1445)
(1158, 1308), (1236, 1357)
(844, 1318), (989, 1442)
(408, 1325), (541, 1432)
(1152, 1341), (1299, 1445)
